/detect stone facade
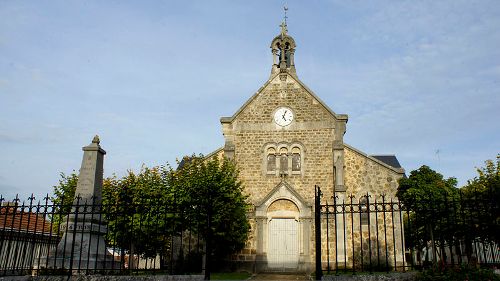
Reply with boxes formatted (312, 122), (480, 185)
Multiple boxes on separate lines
(209, 24), (405, 273)
(344, 145), (403, 197)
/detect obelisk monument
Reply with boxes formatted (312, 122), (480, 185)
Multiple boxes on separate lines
(46, 135), (116, 271)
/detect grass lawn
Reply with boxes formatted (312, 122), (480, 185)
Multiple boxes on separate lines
(210, 272), (252, 280)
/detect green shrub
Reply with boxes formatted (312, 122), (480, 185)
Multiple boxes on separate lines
(416, 264), (500, 281)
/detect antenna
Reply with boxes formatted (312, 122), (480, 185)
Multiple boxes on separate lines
(435, 149), (441, 170)
(284, 6), (288, 25)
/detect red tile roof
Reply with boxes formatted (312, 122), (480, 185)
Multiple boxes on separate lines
(0, 207), (52, 234)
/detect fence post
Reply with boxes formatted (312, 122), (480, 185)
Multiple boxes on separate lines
(315, 185), (322, 281)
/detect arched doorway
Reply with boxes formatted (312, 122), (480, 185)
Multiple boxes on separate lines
(267, 199), (300, 270)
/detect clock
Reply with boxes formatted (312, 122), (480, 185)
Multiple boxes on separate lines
(274, 107), (294, 126)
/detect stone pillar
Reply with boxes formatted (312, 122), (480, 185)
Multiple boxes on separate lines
(254, 216), (268, 272)
(256, 216), (265, 254)
(333, 147), (345, 192)
(279, 46), (287, 70)
(333, 117), (347, 193)
(224, 142), (235, 160)
(43, 136), (116, 271)
(302, 218), (310, 258)
(221, 121), (235, 160)
(289, 49), (297, 76)
(333, 116), (348, 267)
(335, 193), (347, 263)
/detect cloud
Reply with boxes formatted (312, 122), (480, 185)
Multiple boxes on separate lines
(0, 79), (8, 87)
(0, 1), (498, 195)
(0, 132), (33, 144)
(305, 1), (500, 186)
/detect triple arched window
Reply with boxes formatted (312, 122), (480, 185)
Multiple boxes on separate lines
(264, 142), (305, 176)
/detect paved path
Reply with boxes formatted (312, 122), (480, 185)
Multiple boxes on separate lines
(249, 273), (310, 281)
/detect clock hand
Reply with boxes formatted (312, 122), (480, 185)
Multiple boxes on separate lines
(282, 110), (287, 120)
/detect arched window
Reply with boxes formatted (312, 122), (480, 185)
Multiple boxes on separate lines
(291, 147), (301, 173)
(279, 147), (288, 174)
(263, 143), (304, 177)
(267, 148), (276, 173)
(285, 42), (291, 66)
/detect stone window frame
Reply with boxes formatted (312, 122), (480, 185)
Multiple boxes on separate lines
(277, 145), (289, 176)
(266, 147), (277, 173)
(262, 142), (305, 177)
(290, 145), (302, 175)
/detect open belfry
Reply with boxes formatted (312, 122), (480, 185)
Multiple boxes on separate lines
(208, 18), (405, 272)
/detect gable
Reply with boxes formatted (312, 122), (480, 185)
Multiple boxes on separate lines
(220, 72), (347, 126)
(345, 143), (405, 174)
(344, 143), (405, 197)
(255, 181), (311, 218)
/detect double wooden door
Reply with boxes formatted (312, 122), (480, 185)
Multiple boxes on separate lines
(268, 218), (299, 270)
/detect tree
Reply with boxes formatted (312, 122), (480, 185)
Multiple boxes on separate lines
(462, 155), (499, 198)
(50, 171), (78, 231)
(397, 165), (458, 205)
(50, 155), (250, 274)
(102, 166), (175, 268)
(167, 155), (250, 274)
(51, 167), (173, 264)
(459, 155), (500, 254)
(397, 165), (458, 265)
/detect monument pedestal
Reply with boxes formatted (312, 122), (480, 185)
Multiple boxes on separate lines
(50, 220), (117, 270)
(38, 136), (120, 273)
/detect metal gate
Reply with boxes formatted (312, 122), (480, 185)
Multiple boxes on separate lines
(268, 218), (299, 270)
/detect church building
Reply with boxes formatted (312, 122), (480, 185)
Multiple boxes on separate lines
(207, 22), (405, 272)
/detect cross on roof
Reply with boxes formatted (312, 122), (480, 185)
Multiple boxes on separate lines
(280, 21), (288, 35)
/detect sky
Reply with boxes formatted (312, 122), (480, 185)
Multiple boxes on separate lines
(1, 1), (499, 201)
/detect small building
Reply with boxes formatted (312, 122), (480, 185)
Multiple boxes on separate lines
(0, 201), (55, 275)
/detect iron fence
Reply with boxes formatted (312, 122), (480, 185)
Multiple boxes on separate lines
(314, 185), (499, 279)
(2, 187), (498, 278)
(0, 195), (206, 277)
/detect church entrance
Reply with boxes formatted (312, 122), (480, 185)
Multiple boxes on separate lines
(268, 218), (299, 270)
(266, 199), (300, 271)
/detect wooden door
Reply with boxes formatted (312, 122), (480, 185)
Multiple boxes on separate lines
(268, 218), (299, 270)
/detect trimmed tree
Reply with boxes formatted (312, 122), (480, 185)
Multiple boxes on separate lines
(50, 171), (78, 232)
(167, 155), (250, 275)
(397, 165), (458, 266)
(459, 155), (500, 259)
(50, 156), (250, 274)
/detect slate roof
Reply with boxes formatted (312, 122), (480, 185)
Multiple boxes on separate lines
(176, 156), (191, 170)
(370, 155), (402, 169)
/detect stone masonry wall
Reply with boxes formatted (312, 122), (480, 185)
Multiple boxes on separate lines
(221, 73), (405, 271)
(232, 74), (335, 207)
(318, 146), (405, 271)
(344, 146), (403, 198)
(227, 74), (337, 264)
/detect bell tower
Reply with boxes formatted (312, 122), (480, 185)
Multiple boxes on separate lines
(270, 13), (297, 77)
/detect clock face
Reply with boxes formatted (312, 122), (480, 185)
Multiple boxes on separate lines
(274, 107), (294, 126)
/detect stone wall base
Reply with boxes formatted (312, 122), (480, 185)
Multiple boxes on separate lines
(213, 258), (313, 274)
(0, 275), (203, 281)
(322, 272), (418, 281)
